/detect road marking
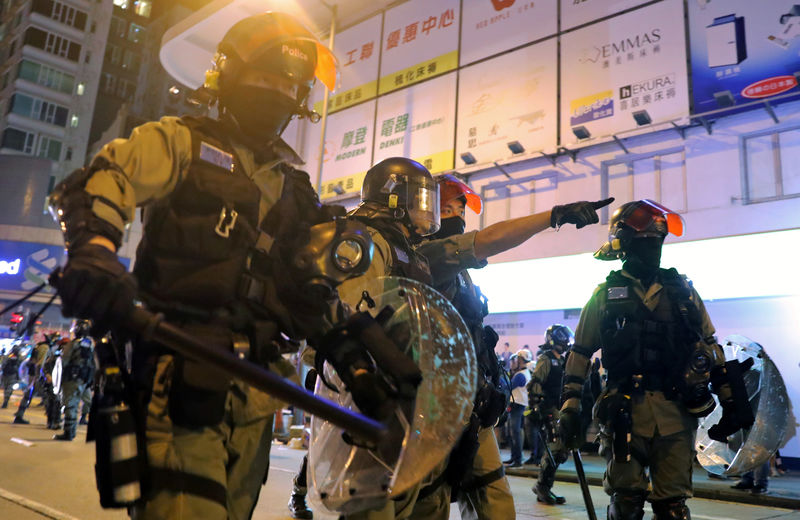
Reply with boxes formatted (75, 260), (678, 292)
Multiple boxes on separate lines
(0, 487), (82, 520)
(10, 437), (35, 447)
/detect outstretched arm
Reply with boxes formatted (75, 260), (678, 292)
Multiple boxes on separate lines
(473, 198), (614, 261)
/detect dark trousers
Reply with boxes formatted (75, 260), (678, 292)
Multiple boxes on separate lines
(508, 403), (525, 464)
(525, 417), (543, 461)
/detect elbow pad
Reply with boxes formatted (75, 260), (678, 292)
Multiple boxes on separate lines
(48, 158), (126, 250)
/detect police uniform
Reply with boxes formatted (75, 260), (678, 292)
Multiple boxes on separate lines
(530, 349), (568, 495)
(562, 266), (720, 508)
(336, 227), (482, 520)
(85, 115), (321, 519)
(58, 337), (94, 439)
(1, 349), (21, 408)
(412, 236), (515, 520)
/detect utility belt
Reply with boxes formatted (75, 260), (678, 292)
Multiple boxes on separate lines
(137, 295), (283, 429)
(609, 372), (675, 396)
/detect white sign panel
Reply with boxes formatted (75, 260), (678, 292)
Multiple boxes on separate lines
(314, 14), (382, 114)
(457, 38), (558, 165)
(561, 0), (654, 30)
(373, 72), (457, 173)
(460, 0), (557, 66)
(379, 0), (460, 94)
(559, 0), (689, 146)
(317, 101), (377, 200)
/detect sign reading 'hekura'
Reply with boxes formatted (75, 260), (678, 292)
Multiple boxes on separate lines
(560, 0), (689, 146)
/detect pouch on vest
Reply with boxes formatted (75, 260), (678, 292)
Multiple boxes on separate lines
(168, 325), (232, 428)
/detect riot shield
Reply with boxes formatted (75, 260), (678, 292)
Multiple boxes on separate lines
(51, 356), (63, 395)
(309, 277), (477, 515)
(696, 335), (790, 476)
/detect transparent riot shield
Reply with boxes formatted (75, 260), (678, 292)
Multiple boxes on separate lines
(309, 276), (477, 515)
(696, 335), (790, 476)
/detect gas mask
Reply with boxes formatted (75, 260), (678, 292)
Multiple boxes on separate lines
(679, 343), (716, 417)
(429, 216), (465, 240)
(222, 86), (297, 144)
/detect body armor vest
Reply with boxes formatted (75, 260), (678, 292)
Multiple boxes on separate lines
(353, 218), (432, 285)
(600, 268), (703, 394)
(539, 350), (565, 410)
(133, 116), (261, 308)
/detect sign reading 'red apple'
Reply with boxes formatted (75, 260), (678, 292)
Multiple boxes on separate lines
(559, 0), (689, 146)
(688, 0), (800, 115)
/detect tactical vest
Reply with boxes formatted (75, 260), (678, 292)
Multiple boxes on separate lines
(600, 268), (703, 393)
(354, 218), (433, 285)
(133, 116), (261, 308)
(539, 350), (565, 410)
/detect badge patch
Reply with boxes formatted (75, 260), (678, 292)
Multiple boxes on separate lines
(200, 141), (234, 171)
(607, 286), (629, 300)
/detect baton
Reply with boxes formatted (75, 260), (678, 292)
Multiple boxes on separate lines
(50, 270), (386, 445)
(572, 449), (598, 520)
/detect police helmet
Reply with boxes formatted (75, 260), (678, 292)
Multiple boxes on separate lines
(199, 12), (337, 114)
(594, 199), (684, 261)
(545, 324), (574, 351)
(359, 157), (441, 236)
(71, 319), (91, 338)
(437, 174), (482, 215)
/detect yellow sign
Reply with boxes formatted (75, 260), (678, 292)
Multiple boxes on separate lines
(413, 149), (453, 174)
(318, 170), (367, 200)
(378, 50), (458, 94)
(314, 80), (378, 114)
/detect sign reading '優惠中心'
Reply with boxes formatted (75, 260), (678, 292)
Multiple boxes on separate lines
(378, 0), (460, 94)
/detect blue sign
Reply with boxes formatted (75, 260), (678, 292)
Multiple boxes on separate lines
(688, 0), (800, 116)
(0, 240), (66, 294)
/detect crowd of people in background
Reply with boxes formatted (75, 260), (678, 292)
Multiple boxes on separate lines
(0, 320), (95, 440)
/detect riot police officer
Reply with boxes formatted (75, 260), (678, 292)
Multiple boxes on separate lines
(412, 176), (613, 520)
(529, 324), (573, 505)
(49, 12), (341, 519)
(558, 200), (750, 520)
(54, 320), (95, 441)
(13, 333), (57, 425)
(1, 345), (22, 408)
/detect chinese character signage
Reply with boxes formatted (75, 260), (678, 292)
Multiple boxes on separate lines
(379, 0), (460, 94)
(559, 0), (689, 146)
(560, 0), (653, 30)
(460, 0), (556, 66)
(457, 38), (558, 165)
(314, 14), (382, 114)
(373, 72), (457, 173)
(317, 100), (377, 200)
(688, 0), (800, 116)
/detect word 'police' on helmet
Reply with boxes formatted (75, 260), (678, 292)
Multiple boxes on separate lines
(200, 12), (337, 103)
(361, 157), (441, 236)
(594, 199), (684, 261)
(436, 174), (482, 215)
(545, 324), (574, 349)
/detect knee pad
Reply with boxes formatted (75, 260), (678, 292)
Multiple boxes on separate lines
(607, 491), (646, 520)
(652, 498), (690, 520)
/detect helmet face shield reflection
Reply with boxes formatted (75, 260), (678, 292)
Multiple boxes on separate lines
(407, 177), (440, 236)
(621, 199), (684, 237)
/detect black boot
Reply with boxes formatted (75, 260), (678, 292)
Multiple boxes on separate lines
(652, 497), (690, 520)
(607, 491), (646, 520)
(13, 415), (29, 425)
(288, 487), (313, 519)
(533, 483), (566, 505)
(53, 431), (74, 441)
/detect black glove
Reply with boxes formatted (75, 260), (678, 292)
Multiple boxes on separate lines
(550, 197), (614, 229)
(54, 244), (137, 334)
(708, 401), (743, 443)
(558, 408), (583, 449)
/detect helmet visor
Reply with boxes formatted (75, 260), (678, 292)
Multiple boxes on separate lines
(406, 176), (440, 236)
(438, 174), (482, 215)
(623, 199), (684, 237)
